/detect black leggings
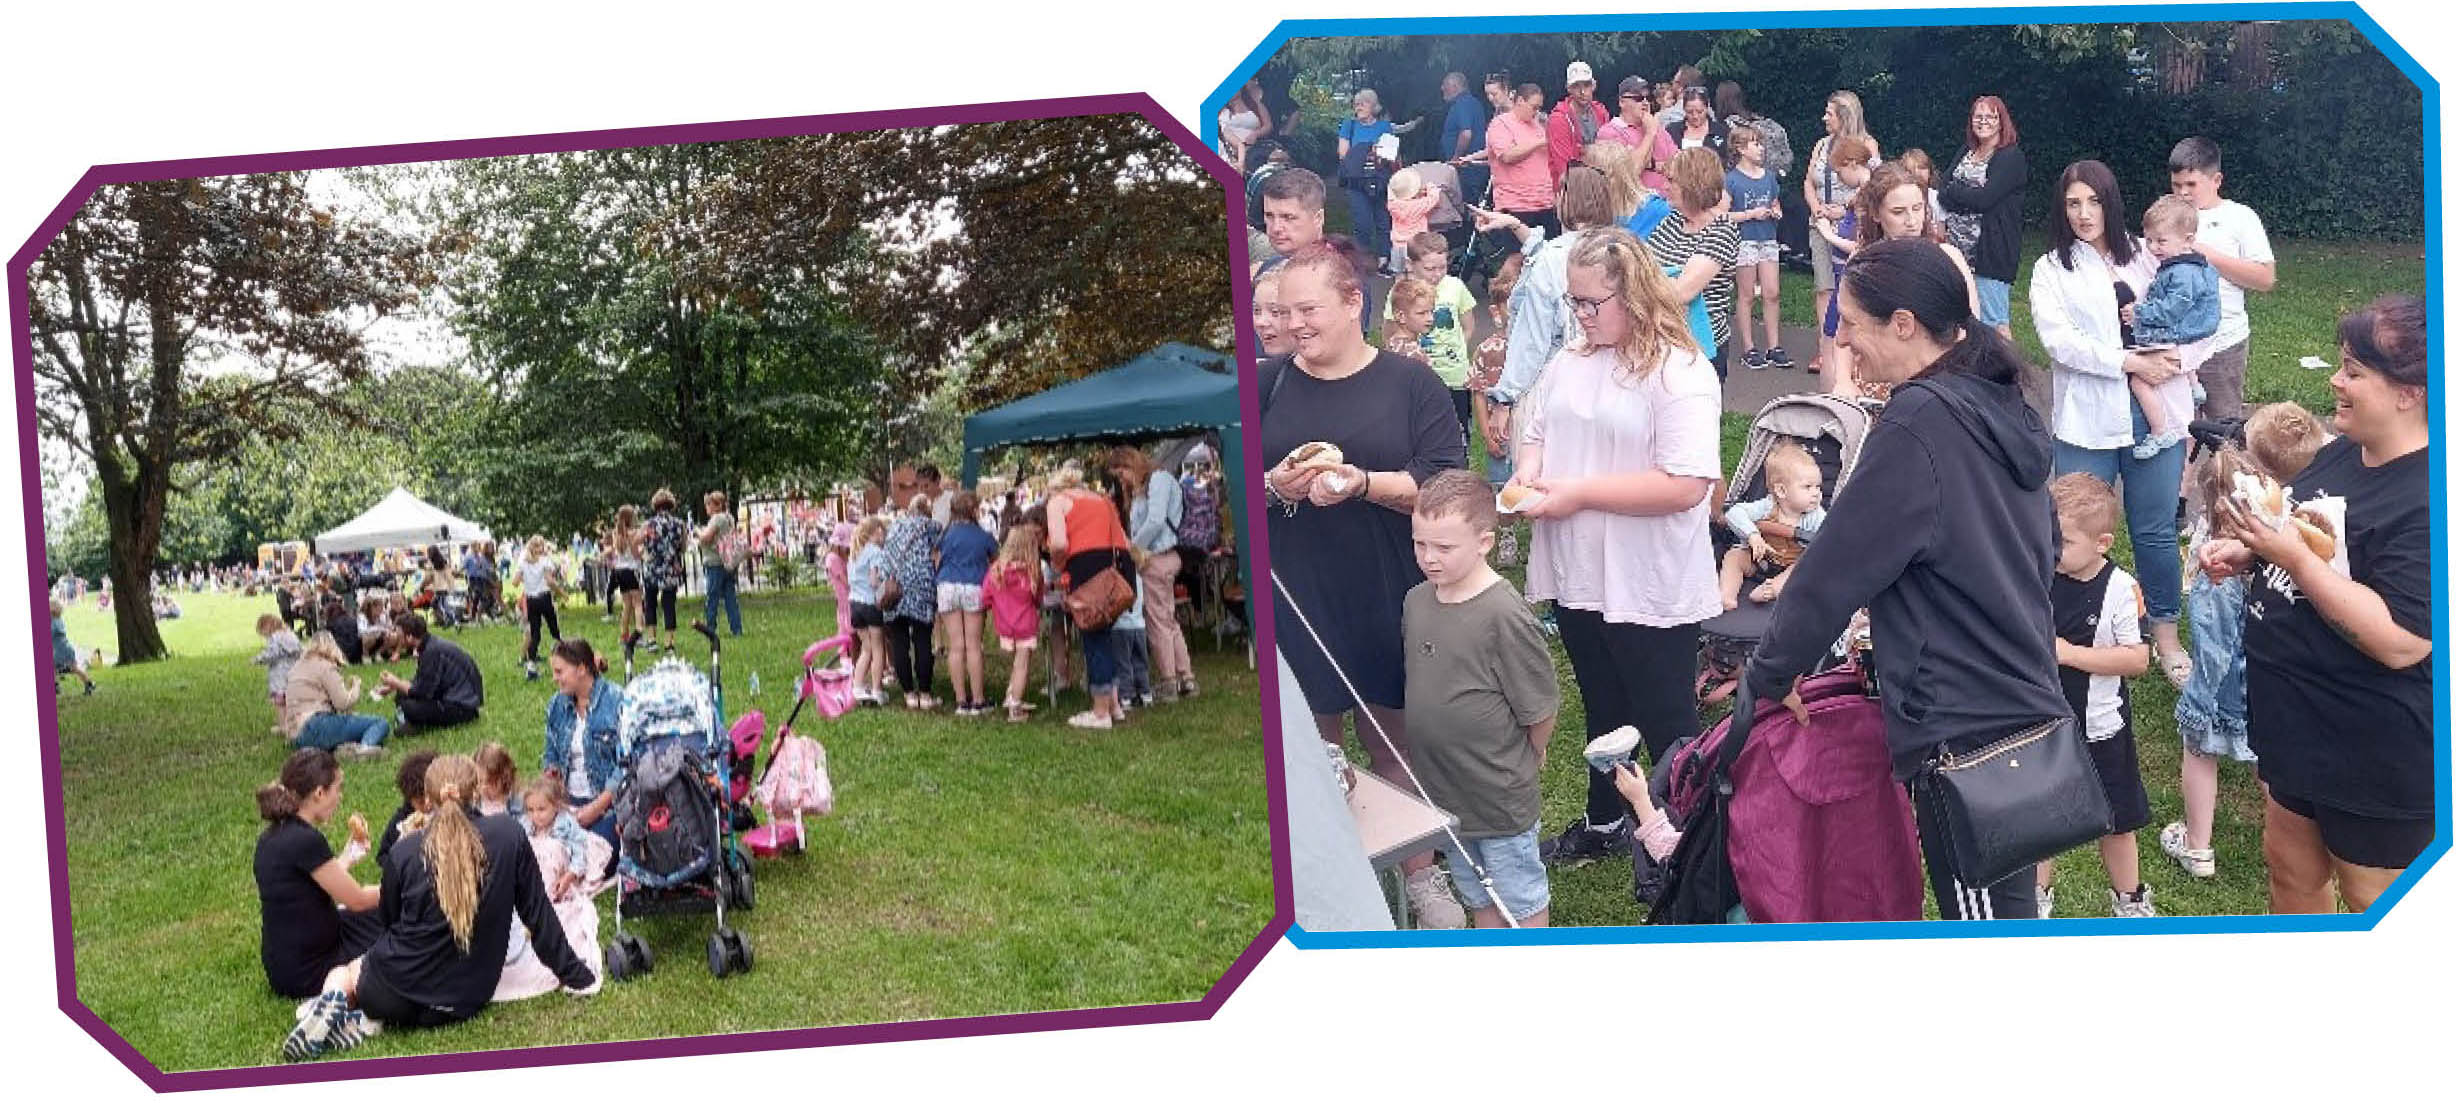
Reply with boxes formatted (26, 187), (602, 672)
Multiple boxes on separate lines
(523, 593), (562, 662)
(1552, 607), (1701, 826)
(357, 957), (461, 1029)
(887, 615), (935, 695)
(653, 586), (679, 632)
(1913, 778), (2037, 920)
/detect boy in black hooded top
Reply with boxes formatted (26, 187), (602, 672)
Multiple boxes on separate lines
(1747, 237), (2069, 922)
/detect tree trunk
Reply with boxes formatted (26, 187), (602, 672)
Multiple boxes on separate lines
(96, 463), (168, 663)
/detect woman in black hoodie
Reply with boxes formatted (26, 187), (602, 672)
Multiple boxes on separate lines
(1747, 237), (2069, 921)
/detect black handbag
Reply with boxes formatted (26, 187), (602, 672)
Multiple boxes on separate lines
(1909, 717), (2112, 891)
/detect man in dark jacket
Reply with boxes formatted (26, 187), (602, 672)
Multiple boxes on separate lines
(379, 613), (483, 733)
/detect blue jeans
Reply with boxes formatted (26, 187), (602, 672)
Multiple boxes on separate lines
(2052, 408), (2186, 623)
(1975, 277), (2013, 327)
(1081, 624), (1118, 696)
(1342, 180), (1389, 271)
(703, 565), (742, 636)
(1111, 627), (1151, 700)
(295, 712), (389, 751)
(2176, 572), (2253, 762)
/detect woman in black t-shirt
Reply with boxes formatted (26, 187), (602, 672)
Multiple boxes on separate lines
(255, 748), (383, 999)
(2201, 295), (2432, 912)
(279, 753), (593, 1061)
(1261, 240), (1467, 918)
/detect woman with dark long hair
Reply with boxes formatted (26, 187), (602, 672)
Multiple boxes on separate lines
(1749, 237), (2070, 921)
(255, 748), (383, 998)
(278, 754), (593, 1060)
(2029, 159), (2192, 682)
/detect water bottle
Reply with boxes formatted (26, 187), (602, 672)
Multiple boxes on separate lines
(748, 671), (761, 698)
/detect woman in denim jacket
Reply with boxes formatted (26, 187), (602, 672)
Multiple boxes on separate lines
(540, 638), (626, 870)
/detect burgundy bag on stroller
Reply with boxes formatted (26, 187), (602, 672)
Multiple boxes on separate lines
(1649, 663), (1923, 924)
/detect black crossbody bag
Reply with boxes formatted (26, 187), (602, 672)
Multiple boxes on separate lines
(1909, 717), (2112, 889)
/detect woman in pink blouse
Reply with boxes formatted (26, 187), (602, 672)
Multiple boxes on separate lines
(1500, 226), (1724, 866)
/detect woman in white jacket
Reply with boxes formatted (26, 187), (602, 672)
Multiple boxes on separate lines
(2029, 159), (2193, 682)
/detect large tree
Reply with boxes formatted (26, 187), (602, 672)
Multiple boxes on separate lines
(702, 113), (1237, 487)
(28, 175), (423, 661)
(435, 144), (881, 534)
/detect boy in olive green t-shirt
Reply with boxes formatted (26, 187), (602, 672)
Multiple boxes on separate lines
(1402, 469), (1560, 928)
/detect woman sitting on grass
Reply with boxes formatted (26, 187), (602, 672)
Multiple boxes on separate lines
(281, 753), (595, 1061)
(283, 632), (391, 759)
(256, 748), (381, 999)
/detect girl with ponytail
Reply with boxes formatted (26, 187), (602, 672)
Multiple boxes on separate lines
(1749, 236), (2072, 923)
(279, 754), (596, 1061)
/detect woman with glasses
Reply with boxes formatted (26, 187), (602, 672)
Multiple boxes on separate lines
(1262, 238), (1470, 926)
(1938, 95), (2029, 340)
(1497, 226), (1723, 866)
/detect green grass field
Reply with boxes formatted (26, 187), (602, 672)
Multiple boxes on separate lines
(52, 589), (1271, 1071)
(1460, 235), (2424, 924)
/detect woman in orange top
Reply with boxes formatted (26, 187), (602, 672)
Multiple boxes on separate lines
(1044, 465), (1134, 730)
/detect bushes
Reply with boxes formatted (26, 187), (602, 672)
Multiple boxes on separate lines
(1260, 20), (2423, 242)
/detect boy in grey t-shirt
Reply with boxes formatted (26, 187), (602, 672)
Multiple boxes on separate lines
(1402, 469), (1561, 928)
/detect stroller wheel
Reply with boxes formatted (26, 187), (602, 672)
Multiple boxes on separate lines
(722, 928), (753, 974)
(609, 933), (651, 982)
(706, 932), (733, 978)
(725, 848), (756, 910)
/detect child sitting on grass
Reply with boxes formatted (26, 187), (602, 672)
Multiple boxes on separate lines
(373, 748), (440, 866)
(521, 777), (601, 902)
(2159, 401), (2328, 879)
(254, 614), (305, 735)
(2040, 474), (2156, 918)
(2125, 195), (2223, 459)
(1402, 469), (1561, 929)
(1717, 441), (1827, 610)
(474, 742), (520, 817)
(52, 598), (95, 695)
(985, 524), (1045, 722)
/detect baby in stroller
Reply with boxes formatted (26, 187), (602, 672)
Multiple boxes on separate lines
(1716, 440), (1828, 610)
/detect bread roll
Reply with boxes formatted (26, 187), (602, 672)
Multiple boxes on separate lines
(1283, 441), (1345, 471)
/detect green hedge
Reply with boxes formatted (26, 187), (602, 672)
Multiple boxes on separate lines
(1261, 20), (2422, 242)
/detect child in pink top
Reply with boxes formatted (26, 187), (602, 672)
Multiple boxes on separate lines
(825, 522), (856, 668)
(984, 526), (1045, 722)
(1385, 168), (1443, 274)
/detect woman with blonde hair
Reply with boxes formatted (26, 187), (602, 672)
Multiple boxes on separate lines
(1583, 140), (1646, 222)
(607, 504), (646, 653)
(1500, 226), (1722, 865)
(279, 754), (595, 1061)
(283, 631), (390, 757)
(1044, 464), (1139, 728)
(1805, 89), (1883, 372)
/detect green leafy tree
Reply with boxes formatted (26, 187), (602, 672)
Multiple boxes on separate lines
(28, 175), (424, 662)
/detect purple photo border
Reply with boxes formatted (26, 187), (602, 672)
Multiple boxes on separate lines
(10, 91), (1295, 1090)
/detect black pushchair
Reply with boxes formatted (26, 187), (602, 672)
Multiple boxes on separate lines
(603, 622), (755, 981)
(1696, 392), (1883, 704)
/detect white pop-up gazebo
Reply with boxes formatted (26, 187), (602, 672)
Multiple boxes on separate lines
(313, 487), (493, 555)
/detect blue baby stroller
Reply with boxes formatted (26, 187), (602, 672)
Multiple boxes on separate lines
(603, 623), (755, 981)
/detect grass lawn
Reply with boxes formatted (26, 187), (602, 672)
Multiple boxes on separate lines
(52, 588), (1270, 1071)
(1458, 234), (2423, 925)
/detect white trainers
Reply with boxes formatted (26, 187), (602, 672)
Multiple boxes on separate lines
(2111, 885), (2158, 918)
(2158, 821), (2217, 878)
(1403, 865), (1469, 930)
(2036, 885), (2056, 919)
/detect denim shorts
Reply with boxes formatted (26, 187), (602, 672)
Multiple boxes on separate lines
(1439, 823), (1549, 921)
(936, 582), (984, 615)
(1974, 277), (2013, 327)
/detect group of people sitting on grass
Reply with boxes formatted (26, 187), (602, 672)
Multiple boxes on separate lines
(1260, 91), (2428, 926)
(255, 611), (485, 759)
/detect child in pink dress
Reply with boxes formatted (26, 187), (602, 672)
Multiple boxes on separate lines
(984, 526), (1045, 723)
(825, 522), (856, 669)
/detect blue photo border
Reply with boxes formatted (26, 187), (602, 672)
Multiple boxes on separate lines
(1203, 2), (2447, 949)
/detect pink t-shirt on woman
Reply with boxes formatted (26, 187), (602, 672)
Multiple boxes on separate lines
(1523, 344), (1726, 627)
(1487, 113), (1553, 213)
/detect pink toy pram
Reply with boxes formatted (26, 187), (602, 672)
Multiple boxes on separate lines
(737, 635), (848, 858)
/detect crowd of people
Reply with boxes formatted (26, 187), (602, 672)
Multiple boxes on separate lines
(1253, 60), (2427, 927)
(245, 448), (1241, 1056)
